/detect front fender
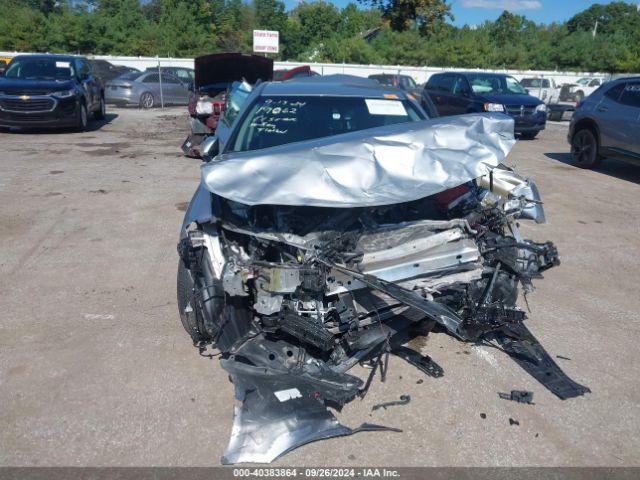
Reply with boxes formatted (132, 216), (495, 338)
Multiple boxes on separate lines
(179, 183), (215, 239)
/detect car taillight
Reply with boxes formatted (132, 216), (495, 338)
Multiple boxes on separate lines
(575, 100), (582, 109)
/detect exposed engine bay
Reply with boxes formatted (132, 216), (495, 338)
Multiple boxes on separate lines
(176, 112), (589, 464)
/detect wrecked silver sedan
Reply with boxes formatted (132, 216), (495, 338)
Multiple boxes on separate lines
(176, 77), (589, 464)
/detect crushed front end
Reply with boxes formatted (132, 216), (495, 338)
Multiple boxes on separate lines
(176, 116), (589, 464)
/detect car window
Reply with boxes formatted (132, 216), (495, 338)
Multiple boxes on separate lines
(77, 60), (90, 77)
(452, 76), (469, 95)
(589, 79), (601, 87)
(230, 95), (424, 153)
(5, 57), (75, 80)
(117, 72), (141, 81)
(619, 82), (640, 108)
(162, 73), (180, 84)
(143, 73), (159, 83)
(439, 75), (455, 93)
(426, 75), (441, 90)
(603, 83), (625, 102)
(542, 79), (550, 88)
(401, 76), (416, 89)
(174, 69), (191, 81)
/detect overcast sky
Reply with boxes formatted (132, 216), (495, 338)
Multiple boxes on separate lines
(282, 0), (639, 27)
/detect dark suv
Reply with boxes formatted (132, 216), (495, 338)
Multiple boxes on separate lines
(569, 77), (640, 168)
(0, 54), (105, 131)
(423, 72), (547, 139)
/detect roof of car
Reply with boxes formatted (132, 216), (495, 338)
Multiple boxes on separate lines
(260, 75), (408, 98)
(432, 71), (514, 77)
(610, 76), (640, 83)
(11, 54), (81, 62)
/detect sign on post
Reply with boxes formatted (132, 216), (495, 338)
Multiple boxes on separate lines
(253, 30), (279, 54)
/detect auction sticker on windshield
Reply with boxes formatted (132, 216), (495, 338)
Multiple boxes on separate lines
(365, 99), (407, 116)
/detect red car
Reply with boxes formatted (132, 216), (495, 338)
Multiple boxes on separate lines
(182, 53), (273, 158)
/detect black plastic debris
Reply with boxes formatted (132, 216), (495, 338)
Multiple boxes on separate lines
(509, 418), (520, 426)
(480, 413), (487, 419)
(499, 389), (535, 404)
(372, 395), (411, 411)
(493, 323), (591, 400)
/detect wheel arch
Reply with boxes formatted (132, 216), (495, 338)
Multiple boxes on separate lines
(572, 117), (601, 147)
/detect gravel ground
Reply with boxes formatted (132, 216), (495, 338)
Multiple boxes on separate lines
(1, 108), (639, 467)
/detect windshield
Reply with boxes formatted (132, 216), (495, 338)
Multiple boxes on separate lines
(5, 58), (75, 80)
(467, 74), (527, 94)
(576, 78), (590, 86)
(230, 95), (424, 153)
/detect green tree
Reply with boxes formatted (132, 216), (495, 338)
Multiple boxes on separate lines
(358, 0), (452, 35)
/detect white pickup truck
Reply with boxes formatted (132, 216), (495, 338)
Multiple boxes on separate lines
(521, 77), (561, 104)
(561, 77), (606, 102)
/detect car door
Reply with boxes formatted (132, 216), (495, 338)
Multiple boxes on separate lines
(76, 59), (98, 110)
(616, 81), (640, 155)
(595, 81), (640, 155)
(429, 74), (456, 116)
(449, 75), (473, 115)
(161, 73), (189, 104)
(141, 73), (162, 102)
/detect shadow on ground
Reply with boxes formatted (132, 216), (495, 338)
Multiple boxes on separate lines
(545, 152), (640, 185)
(0, 113), (118, 134)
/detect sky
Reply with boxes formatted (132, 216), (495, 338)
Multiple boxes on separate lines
(282, 0), (639, 27)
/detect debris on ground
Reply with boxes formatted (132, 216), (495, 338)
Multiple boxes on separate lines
(499, 390), (535, 404)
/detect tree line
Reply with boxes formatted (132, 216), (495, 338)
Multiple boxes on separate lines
(1, 0), (639, 72)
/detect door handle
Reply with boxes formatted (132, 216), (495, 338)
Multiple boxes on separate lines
(596, 106), (608, 112)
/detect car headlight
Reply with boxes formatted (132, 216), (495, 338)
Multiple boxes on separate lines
(484, 103), (505, 112)
(535, 103), (547, 113)
(51, 89), (76, 99)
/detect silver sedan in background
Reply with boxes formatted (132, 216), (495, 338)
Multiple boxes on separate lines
(105, 71), (190, 108)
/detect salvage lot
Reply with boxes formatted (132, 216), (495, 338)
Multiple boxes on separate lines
(1, 108), (639, 466)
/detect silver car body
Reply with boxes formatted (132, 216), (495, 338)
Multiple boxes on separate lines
(178, 77), (588, 464)
(105, 71), (190, 107)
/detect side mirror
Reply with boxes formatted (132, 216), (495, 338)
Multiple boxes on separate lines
(201, 136), (219, 161)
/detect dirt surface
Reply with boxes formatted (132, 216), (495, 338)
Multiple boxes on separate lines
(1, 109), (639, 467)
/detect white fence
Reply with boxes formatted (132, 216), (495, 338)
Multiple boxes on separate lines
(1, 51), (615, 85)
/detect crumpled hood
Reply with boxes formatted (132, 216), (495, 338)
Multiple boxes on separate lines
(201, 113), (515, 208)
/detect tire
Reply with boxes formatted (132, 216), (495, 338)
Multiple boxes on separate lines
(177, 258), (214, 343)
(75, 102), (88, 132)
(140, 92), (154, 109)
(571, 128), (602, 168)
(94, 95), (106, 120)
(520, 131), (538, 140)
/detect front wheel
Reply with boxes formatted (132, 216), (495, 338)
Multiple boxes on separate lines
(75, 102), (88, 131)
(571, 128), (601, 168)
(140, 92), (154, 109)
(177, 259), (214, 343)
(94, 95), (106, 120)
